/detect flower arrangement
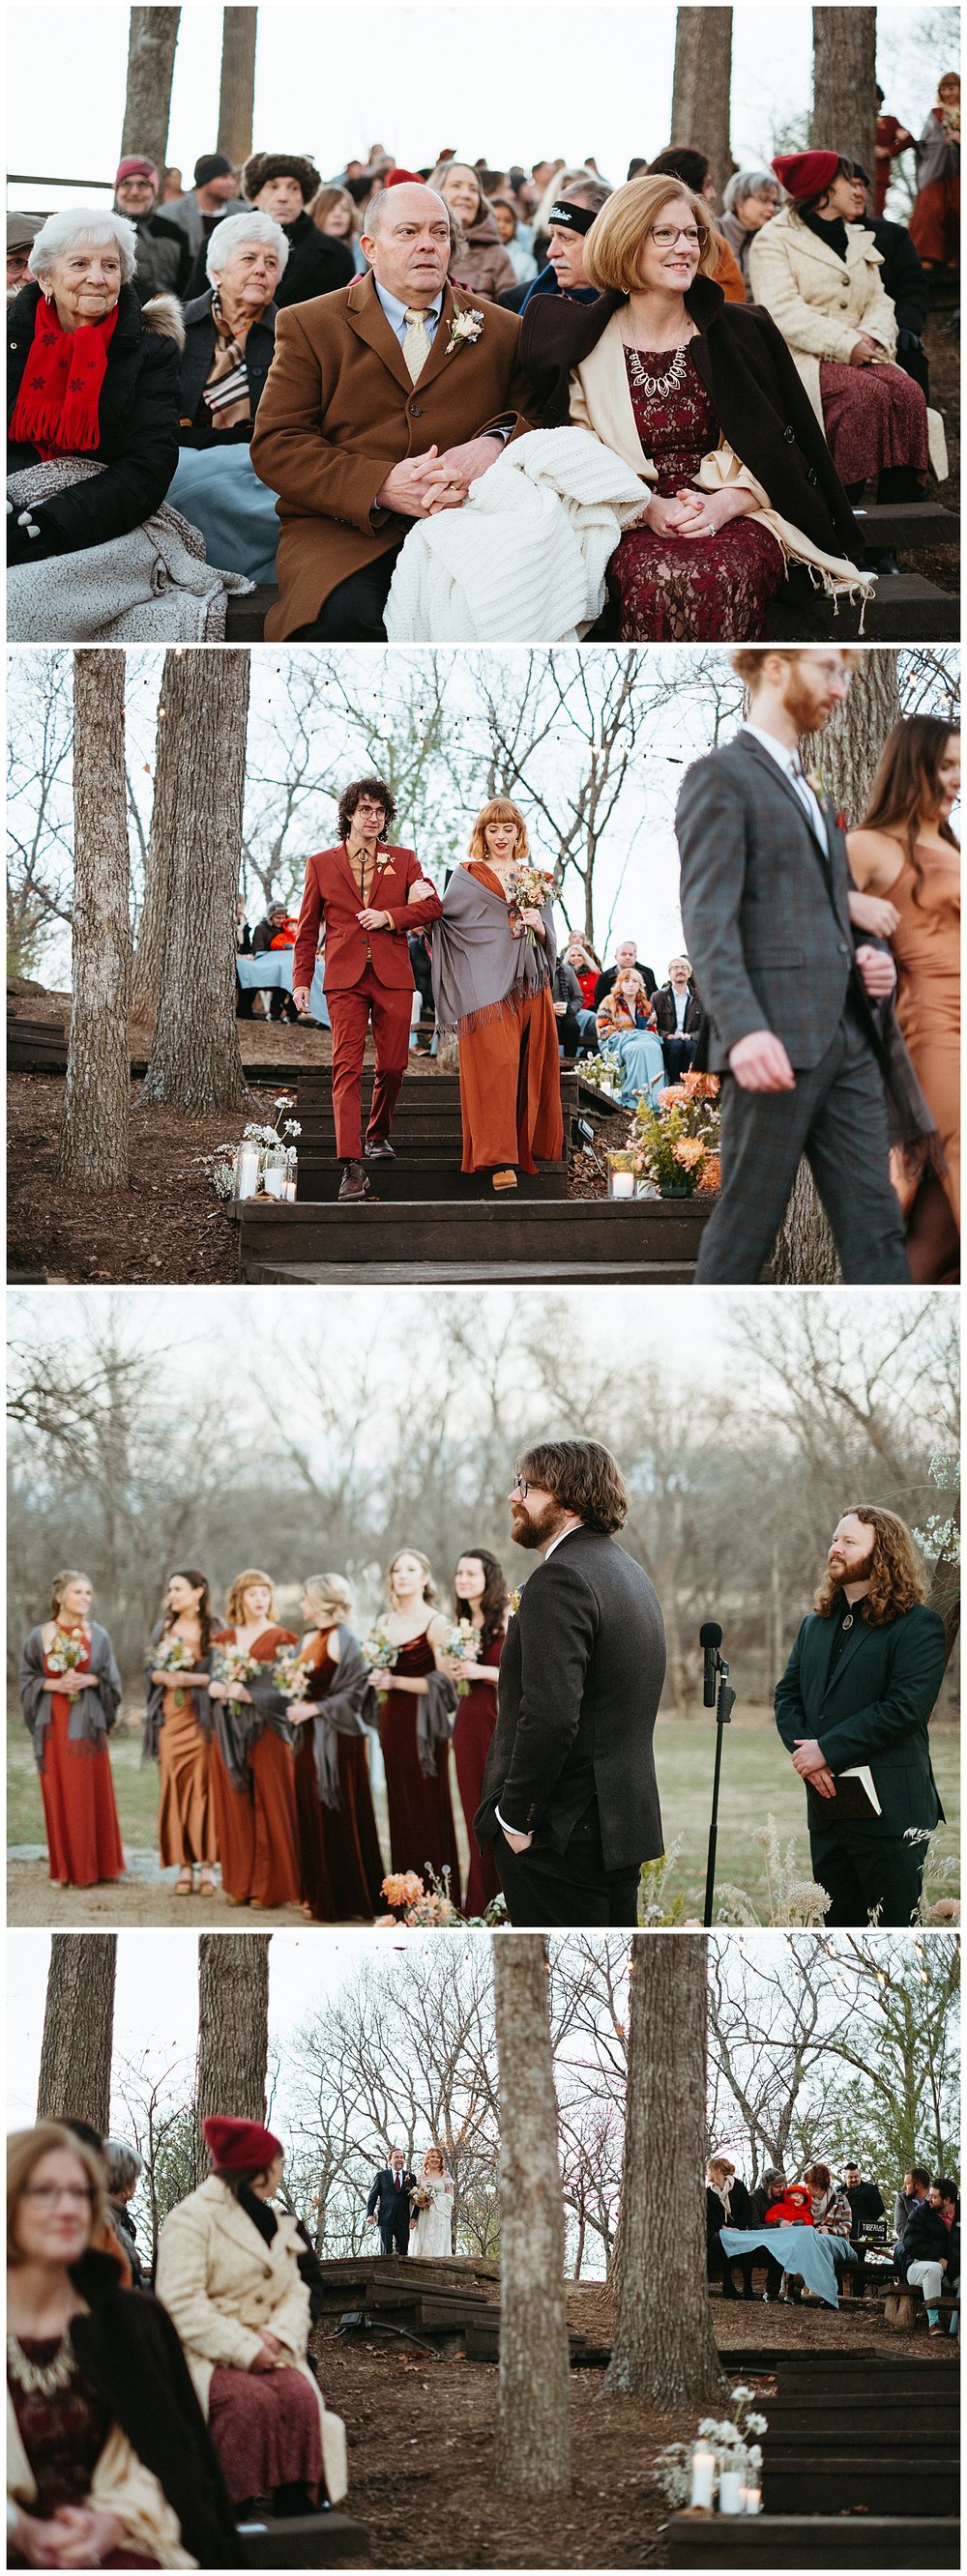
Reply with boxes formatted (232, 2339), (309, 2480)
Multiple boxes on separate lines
(505, 861), (558, 943)
(579, 1053), (623, 1099)
(375, 1867), (506, 1928)
(212, 1644), (260, 1715)
(360, 1624), (399, 1689)
(655, 2389), (767, 2513)
(271, 1648), (315, 1702)
(410, 2185), (433, 2213)
(632, 1072), (720, 1199)
(155, 1636), (196, 1674)
(46, 1633), (86, 1675)
(442, 1623), (479, 1695)
(448, 306), (484, 351)
(209, 1095), (302, 1201)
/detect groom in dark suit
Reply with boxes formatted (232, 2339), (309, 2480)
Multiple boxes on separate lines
(475, 1438), (666, 1926)
(676, 648), (910, 1285)
(366, 2147), (415, 2255)
(775, 1505), (947, 1926)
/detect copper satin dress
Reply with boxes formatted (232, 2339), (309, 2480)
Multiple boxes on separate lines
(455, 862), (565, 1175)
(157, 1656), (217, 1871)
(294, 1626), (385, 1921)
(379, 1630), (461, 1902)
(890, 844), (960, 1238)
(210, 1624), (303, 1909)
(39, 1634), (125, 1890)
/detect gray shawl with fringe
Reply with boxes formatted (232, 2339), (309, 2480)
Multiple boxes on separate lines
(431, 864), (557, 1036)
(142, 1619), (215, 1763)
(20, 1623), (121, 1773)
(417, 1669), (459, 1778)
(304, 1628), (379, 1810)
(211, 1633), (295, 1790)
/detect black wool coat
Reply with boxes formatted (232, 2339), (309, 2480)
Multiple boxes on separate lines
(7, 279), (182, 559)
(177, 290), (278, 440)
(64, 2250), (245, 2564)
(520, 274), (864, 566)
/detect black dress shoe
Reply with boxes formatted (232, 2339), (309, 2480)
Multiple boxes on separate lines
(365, 1137), (396, 1159)
(338, 1160), (368, 1201)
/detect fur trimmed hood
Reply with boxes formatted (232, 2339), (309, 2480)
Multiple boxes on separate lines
(141, 289), (186, 350)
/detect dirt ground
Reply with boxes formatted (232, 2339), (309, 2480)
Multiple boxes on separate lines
(308, 2283), (956, 2568)
(917, 305), (959, 588)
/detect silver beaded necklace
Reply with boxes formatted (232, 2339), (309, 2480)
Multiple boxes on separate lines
(624, 339), (692, 398)
(7, 2330), (76, 2396)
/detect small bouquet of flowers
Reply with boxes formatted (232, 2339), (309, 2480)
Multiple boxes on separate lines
(631, 1072), (720, 1200)
(410, 2185), (433, 2213)
(579, 1053), (623, 1101)
(360, 1624), (399, 1691)
(441, 1624), (479, 1696)
(154, 1633), (197, 1708)
(505, 861), (558, 944)
(46, 1633), (86, 1676)
(211, 1644), (261, 1715)
(270, 1647), (315, 1703)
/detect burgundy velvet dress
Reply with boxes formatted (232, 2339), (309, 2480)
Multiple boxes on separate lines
(453, 1627), (505, 1916)
(609, 346), (784, 640)
(295, 1627), (385, 1922)
(379, 1631), (461, 1904)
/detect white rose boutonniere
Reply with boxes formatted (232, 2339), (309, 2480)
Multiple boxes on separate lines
(447, 307), (484, 355)
(508, 1587), (522, 1619)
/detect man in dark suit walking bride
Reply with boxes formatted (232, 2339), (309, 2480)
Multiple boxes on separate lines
(366, 2147), (416, 2255)
(475, 1438), (666, 1926)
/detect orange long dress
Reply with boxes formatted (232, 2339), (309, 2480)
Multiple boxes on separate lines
(210, 1624), (304, 1909)
(889, 846), (960, 1239)
(456, 863), (565, 1174)
(157, 1682), (218, 1868)
(39, 1637), (126, 1890)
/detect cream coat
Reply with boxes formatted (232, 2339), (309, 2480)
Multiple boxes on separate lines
(748, 207), (947, 478)
(8, 2397), (194, 2568)
(155, 2177), (347, 2504)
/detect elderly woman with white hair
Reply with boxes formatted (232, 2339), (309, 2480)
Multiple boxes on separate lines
(103, 2138), (147, 2288)
(719, 169), (780, 294)
(7, 204), (250, 638)
(166, 209), (288, 581)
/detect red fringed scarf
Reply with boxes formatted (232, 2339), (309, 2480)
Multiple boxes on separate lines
(9, 295), (121, 460)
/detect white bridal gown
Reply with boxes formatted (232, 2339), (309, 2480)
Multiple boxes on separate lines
(411, 2174), (454, 2257)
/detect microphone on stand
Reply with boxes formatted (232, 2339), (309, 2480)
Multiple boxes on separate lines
(700, 1620), (723, 1708)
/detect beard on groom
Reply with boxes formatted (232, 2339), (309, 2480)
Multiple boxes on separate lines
(474, 1438), (666, 1926)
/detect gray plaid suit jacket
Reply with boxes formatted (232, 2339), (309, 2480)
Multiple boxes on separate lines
(675, 731), (873, 1072)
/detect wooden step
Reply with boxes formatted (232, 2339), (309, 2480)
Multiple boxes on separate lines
(666, 2513), (959, 2568)
(852, 499), (957, 550)
(243, 1256), (699, 1284)
(765, 2397), (957, 2438)
(7, 1015), (68, 1073)
(296, 1153), (568, 1201)
(766, 570), (957, 643)
(240, 2509), (369, 2565)
(297, 1071), (580, 1109)
(237, 1194), (712, 1281)
(762, 2456), (957, 2517)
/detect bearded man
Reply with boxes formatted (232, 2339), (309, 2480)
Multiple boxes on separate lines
(676, 646), (911, 1284)
(775, 1504), (947, 1926)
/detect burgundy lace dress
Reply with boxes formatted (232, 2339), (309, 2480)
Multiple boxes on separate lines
(609, 345), (784, 640)
(8, 2338), (159, 2566)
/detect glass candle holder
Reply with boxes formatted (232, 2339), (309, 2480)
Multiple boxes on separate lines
(235, 1142), (261, 1201)
(607, 1150), (636, 1201)
(689, 2444), (716, 2511)
(718, 2467), (745, 2516)
(261, 1148), (288, 1200)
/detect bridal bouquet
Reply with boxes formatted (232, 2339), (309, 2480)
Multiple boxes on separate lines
(360, 1624), (399, 1689)
(46, 1633), (86, 1676)
(271, 1648), (315, 1702)
(505, 861), (558, 943)
(442, 1624), (479, 1696)
(212, 1644), (261, 1715)
(632, 1072), (720, 1200)
(411, 2185), (433, 2213)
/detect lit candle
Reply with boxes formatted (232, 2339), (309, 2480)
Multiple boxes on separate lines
(610, 1171), (634, 1199)
(263, 1159), (286, 1200)
(236, 1144), (260, 1201)
(718, 2469), (745, 2516)
(743, 2486), (762, 2516)
(285, 1177), (297, 1201)
(689, 2445), (716, 2511)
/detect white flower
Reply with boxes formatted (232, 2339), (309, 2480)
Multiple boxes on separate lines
(283, 1119), (302, 1138)
(448, 307), (484, 352)
(730, 2387), (754, 2403)
(746, 2414), (768, 2438)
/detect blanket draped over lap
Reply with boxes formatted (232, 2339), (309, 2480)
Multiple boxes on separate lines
(719, 2224), (840, 2306)
(7, 458), (253, 640)
(431, 864), (557, 1036)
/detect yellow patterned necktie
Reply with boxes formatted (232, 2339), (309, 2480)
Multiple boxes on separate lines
(402, 306), (433, 384)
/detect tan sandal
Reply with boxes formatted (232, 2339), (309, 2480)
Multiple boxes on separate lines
(492, 1168), (517, 1191)
(175, 1869), (193, 1896)
(199, 1871), (217, 1897)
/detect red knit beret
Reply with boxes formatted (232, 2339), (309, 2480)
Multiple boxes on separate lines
(772, 151), (840, 201)
(203, 2115), (282, 2171)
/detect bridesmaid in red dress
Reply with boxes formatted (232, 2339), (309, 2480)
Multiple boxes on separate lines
(443, 1549), (509, 1917)
(19, 1571), (125, 1890)
(286, 1573), (385, 1922)
(369, 1549), (461, 1904)
(209, 1570), (303, 1911)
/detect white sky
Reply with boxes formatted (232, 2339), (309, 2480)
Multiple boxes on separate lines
(8, 3), (955, 211)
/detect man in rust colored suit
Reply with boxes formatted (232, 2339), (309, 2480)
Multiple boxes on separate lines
(250, 180), (539, 640)
(293, 774), (442, 1201)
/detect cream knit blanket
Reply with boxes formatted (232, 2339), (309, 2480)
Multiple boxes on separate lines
(7, 458), (252, 641)
(384, 426), (649, 641)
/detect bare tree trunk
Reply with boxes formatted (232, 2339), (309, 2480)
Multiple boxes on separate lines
(58, 653), (132, 1188)
(671, 8), (734, 198)
(607, 1938), (725, 2402)
(142, 652), (249, 1112)
(810, 7), (877, 176)
(218, 8), (258, 167)
(194, 1933), (271, 2179)
(132, 651), (183, 1027)
(37, 1936), (117, 2134)
(772, 651), (902, 1285)
(120, 8), (182, 172)
(493, 1938), (571, 2497)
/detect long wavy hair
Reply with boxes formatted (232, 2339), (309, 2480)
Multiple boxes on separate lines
(387, 1548), (437, 1606)
(453, 1548), (510, 1655)
(813, 1507), (928, 1627)
(163, 1569), (213, 1659)
(860, 715), (960, 909)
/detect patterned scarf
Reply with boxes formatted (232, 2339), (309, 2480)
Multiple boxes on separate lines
(201, 290), (262, 429)
(10, 295), (120, 459)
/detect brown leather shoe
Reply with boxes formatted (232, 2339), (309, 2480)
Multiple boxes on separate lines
(338, 1160), (369, 1201)
(365, 1137), (396, 1159)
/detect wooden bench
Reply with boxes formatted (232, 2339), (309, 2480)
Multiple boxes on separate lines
(884, 2282), (959, 2332)
(239, 2508), (369, 2565)
(666, 2513), (959, 2568)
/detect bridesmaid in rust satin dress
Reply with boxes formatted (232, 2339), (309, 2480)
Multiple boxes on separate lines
(444, 1549), (509, 1918)
(145, 1570), (218, 1897)
(848, 713), (960, 1282)
(288, 1574), (384, 1921)
(449, 802), (564, 1186)
(369, 1548), (461, 1902)
(209, 1569), (303, 1910)
(19, 1571), (125, 1891)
